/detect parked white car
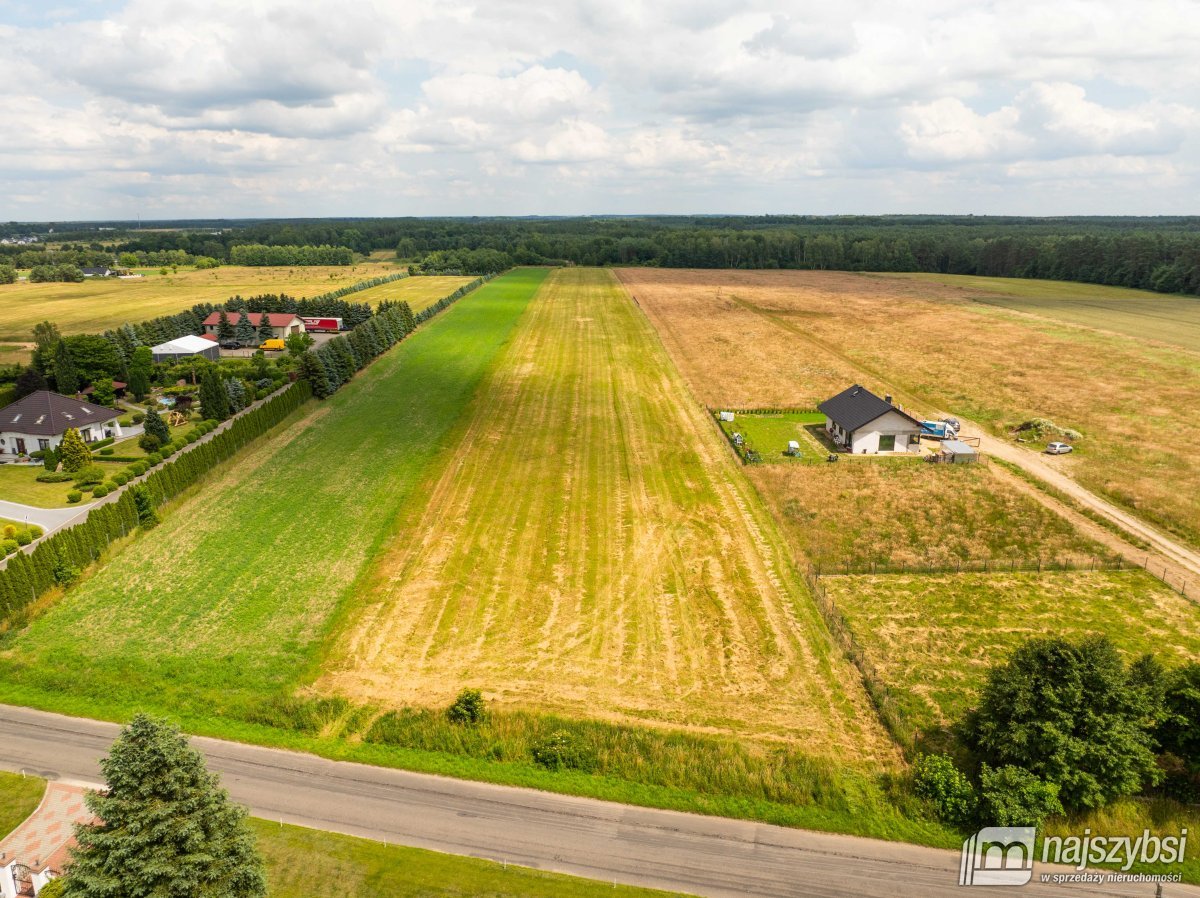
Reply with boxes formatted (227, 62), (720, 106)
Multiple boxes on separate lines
(1045, 442), (1074, 455)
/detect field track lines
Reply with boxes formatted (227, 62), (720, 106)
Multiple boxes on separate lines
(320, 269), (896, 760)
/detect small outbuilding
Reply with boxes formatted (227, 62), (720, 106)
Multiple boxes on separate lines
(150, 335), (222, 363)
(937, 439), (978, 464)
(201, 312), (305, 342)
(817, 384), (923, 454)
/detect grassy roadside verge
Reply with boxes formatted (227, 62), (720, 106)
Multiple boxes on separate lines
(0, 773), (678, 897)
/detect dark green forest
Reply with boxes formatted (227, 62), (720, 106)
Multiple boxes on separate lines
(4, 216), (1200, 295)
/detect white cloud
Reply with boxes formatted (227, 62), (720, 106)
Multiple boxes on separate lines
(0, 0), (1197, 216)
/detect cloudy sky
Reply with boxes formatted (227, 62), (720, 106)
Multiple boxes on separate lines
(1, 0), (1197, 219)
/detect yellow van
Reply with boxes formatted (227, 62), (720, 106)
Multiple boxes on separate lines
(260, 338), (286, 351)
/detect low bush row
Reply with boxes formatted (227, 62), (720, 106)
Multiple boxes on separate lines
(0, 381), (311, 622)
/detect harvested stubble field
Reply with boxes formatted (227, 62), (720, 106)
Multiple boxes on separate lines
(321, 268), (892, 759)
(0, 259), (400, 342)
(346, 275), (474, 312)
(617, 268), (1200, 548)
(0, 271), (548, 720)
(825, 569), (1200, 737)
(754, 462), (1107, 568)
(883, 273), (1200, 352)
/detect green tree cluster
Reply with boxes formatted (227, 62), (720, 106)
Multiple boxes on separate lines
(64, 714), (266, 898)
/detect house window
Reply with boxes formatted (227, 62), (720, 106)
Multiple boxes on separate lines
(38, 439), (50, 450)
(878, 434), (896, 452)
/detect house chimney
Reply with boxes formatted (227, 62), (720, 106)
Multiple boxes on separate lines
(885, 395), (893, 404)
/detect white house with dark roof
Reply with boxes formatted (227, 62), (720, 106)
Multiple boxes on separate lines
(817, 384), (923, 454)
(0, 390), (123, 460)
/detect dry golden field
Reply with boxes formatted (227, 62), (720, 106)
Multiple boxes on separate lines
(0, 259), (402, 342)
(616, 268), (1200, 548)
(321, 268), (895, 759)
(349, 275), (474, 312)
(751, 461), (1106, 568)
(826, 570), (1200, 736)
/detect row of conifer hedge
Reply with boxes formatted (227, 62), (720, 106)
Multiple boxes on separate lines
(1, 270), (497, 624)
(0, 380), (311, 624)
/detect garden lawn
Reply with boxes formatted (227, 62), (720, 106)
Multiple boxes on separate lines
(0, 465), (77, 507)
(825, 569), (1200, 739)
(0, 269), (549, 721)
(0, 770), (45, 839)
(716, 411), (826, 463)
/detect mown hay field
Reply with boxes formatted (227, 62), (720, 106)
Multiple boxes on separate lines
(0, 259), (401, 342)
(345, 275), (474, 312)
(616, 268), (1200, 548)
(883, 273), (1200, 352)
(0, 271), (549, 720)
(321, 268), (893, 760)
(825, 570), (1200, 737)
(752, 462), (1106, 568)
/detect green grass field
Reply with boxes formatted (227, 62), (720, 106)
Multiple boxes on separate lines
(716, 411), (826, 462)
(826, 569), (1200, 739)
(0, 260), (402, 343)
(254, 820), (681, 898)
(0, 270), (548, 721)
(886, 272), (1200, 352)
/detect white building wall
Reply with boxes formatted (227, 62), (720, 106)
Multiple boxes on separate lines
(848, 410), (922, 454)
(0, 418), (123, 459)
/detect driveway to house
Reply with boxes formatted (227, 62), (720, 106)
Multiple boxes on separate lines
(0, 704), (1190, 898)
(0, 499), (91, 533)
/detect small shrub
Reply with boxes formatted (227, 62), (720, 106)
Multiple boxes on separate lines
(1, 525), (13, 539)
(146, 452), (163, 466)
(91, 484), (109, 498)
(99, 447), (114, 456)
(131, 412), (145, 424)
(15, 529), (32, 546)
(977, 765), (1063, 827)
(912, 753), (976, 827)
(531, 729), (596, 772)
(113, 472), (129, 486)
(185, 431), (200, 443)
(66, 490), (83, 503)
(138, 433), (162, 453)
(73, 464), (105, 485)
(130, 462), (148, 476)
(447, 688), (487, 725)
(118, 416), (132, 427)
(28, 525), (43, 539)
(2, 539), (18, 556)
(36, 472), (73, 483)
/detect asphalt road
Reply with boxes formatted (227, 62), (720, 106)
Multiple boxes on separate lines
(1, 705), (1194, 897)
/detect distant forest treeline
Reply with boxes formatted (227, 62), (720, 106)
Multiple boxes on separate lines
(4, 216), (1200, 295)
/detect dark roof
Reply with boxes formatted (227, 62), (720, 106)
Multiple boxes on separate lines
(817, 384), (922, 433)
(0, 390), (119, 436)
